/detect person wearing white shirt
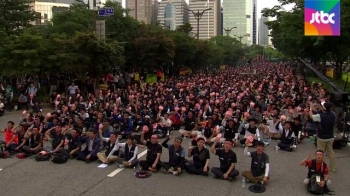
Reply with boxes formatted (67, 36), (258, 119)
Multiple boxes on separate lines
(156, 113), (172, 137)
(116, 135), (139, 167)
(264, 115), (283, 139)
(97, 130), (119, 164)
(242, 141), (270, 184)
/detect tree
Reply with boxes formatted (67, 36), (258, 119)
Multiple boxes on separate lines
(0, 28), (45, 76)
(176, 23), (193, 34)
(128, 24), (175, 68)
(170, 31), (197, 67)
(209, 36), (244, 66)
(48, 3), (93, 35)
(190, 40), (224, 68)
(262, 0), (350, 78)
(0, 0), (40, 36)
(44, 31), (124, 79)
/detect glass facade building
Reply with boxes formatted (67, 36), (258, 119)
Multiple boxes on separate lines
(222, 0), (257, 45)
(157, 0), (189, 30)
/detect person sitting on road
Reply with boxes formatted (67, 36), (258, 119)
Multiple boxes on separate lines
(97, 126), (119, 164)
(201, 116), (218, 144)
(156, 113), (172, 138)
(138, 133), (162, 172)
(276, 121), (297, 152)
(116, 112), (133, 139)
(61, 129), (81, 159)
(13, 124), (28, 152)
(185, 137), (210, 176)
(210, 138), (239, 181)
(242, 141), (270, 184)
(77, 129), (101, 163)
(0, 121), (18, 153)
(240, 118), (261, 147)
(218, 118), (240, 146)
(21, 127), (43, 154)
(161, 136), (186, 176)
(116, 135), (139, 168)
(45, 123), (65, 153)
(264, 115), (283, 139)
(179, 110), (197, 138)
(300, 150), (331, 189)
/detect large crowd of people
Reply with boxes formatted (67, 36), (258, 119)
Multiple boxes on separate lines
(0, 62), (340, 193)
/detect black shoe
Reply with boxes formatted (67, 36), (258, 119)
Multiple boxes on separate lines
(201, 172), (209, 176)
(213, 174), (219, 179)
(227, 177), (233, 182)
(86, 160), (91, 163)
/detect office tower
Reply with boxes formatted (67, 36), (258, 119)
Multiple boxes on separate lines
(31, 0), (70, 25)
(127, 0), (158, 24)
(157, 0), (189, 30)
(258, 16), (272, 46)
(188, 0), (221, 39)
(222, 0), (257, 45)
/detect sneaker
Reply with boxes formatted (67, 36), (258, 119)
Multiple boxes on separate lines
(173, 171), (179, 176)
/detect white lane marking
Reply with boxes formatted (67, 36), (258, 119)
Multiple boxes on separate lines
(107, 149), (148, 177)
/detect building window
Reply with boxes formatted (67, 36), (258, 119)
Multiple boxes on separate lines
(246, 15), (250, 18)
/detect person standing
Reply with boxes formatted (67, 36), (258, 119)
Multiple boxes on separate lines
(309, 102), (336, 172)
(242, 141), (270, 184)
(4, 84), (13, 112)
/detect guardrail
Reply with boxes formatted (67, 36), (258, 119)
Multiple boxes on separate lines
(298, 57), (346, 93)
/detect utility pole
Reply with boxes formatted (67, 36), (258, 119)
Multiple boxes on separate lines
(234, 34), (249, 47)
(186, 8), (211, 39)
(93, 0), (97, 35)
(223, 27), (237, 37)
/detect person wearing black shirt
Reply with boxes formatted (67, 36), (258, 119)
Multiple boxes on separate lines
(210, 138), (239, 181)
(22, 127), (43, 154)
(179, 111), (197, 137)
(219, 118), (240, 145)
(62, 130), (81, 158)
(134, 116), (153, 145)
(74, 117), (86, 135)
(45, 124), (65, 152)
(161, 136), (186, 176)
(185, 137), (210, 176)
(139, 132), (162, 172)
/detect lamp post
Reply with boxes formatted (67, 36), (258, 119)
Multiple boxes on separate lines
(186, 8), (212, 39)
(223, 27), (237, 37)
(234, 34), (249, 47)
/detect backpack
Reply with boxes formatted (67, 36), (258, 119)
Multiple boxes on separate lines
(35, 153), (52, 161)
(307, 174), (334, 195)
(52, 153), (69, 164)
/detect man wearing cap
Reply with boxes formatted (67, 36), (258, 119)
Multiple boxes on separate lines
(240, 118), (261, 147)
(243, 141), (270, 184)
(116, 135), (139, 167)
(309, 102), (336, 172)
(276, 121), (298, 152)
(117, 112), (133, 139)
(139, 132), (162, 172)
(218, 118), (240, 145)
(77, 129), (101, 163)
(161, 136), (186, 175)
(185, 137), (210, 176)
(210, 138), (239, 181)
(300, 150), (331, 189)
(97, 128), (119, 164)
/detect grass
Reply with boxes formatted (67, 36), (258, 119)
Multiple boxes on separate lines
(306, 77), (334, 92)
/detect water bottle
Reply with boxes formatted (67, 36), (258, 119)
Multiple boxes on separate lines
(133, 167), (136, 176)
(188, 141), (192, 148)
(167, 130), (170, 136)
(275, 146), (279, 153)
(242, 177), (246, 187)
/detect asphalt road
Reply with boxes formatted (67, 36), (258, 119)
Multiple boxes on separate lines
(0, 110), (349, 196)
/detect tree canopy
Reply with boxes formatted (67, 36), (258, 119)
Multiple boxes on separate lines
(0, 0), (269, 78)
(262, 0), (350, 78)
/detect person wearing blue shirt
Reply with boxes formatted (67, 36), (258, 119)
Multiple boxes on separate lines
(116, 112), (133, 139)
(161, 136), (186, 176)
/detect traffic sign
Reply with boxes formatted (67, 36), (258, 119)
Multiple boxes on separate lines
(98, 8), (114, 16)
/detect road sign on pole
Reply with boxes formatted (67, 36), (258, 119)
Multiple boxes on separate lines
(98, 8), (114, 16)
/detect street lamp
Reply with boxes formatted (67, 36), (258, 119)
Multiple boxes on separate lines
(223, 27), (237, 37)
(186, 8), (212, 39)
(234, 34), (249, 46)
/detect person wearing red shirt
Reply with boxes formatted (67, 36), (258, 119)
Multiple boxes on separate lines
(300, 150), (331, 188)
(0, 121), (18, 152)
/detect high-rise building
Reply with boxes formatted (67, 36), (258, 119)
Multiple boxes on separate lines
(31, 0), (70, 25)
(126, 0), (158, 24)
(258, 16), (272, 46)
(188, 0), (221, 39)
(222, 0), (257, 45)
(157, 0), (189, 31)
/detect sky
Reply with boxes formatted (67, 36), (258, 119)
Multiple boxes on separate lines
(122, 0), (291, 17)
